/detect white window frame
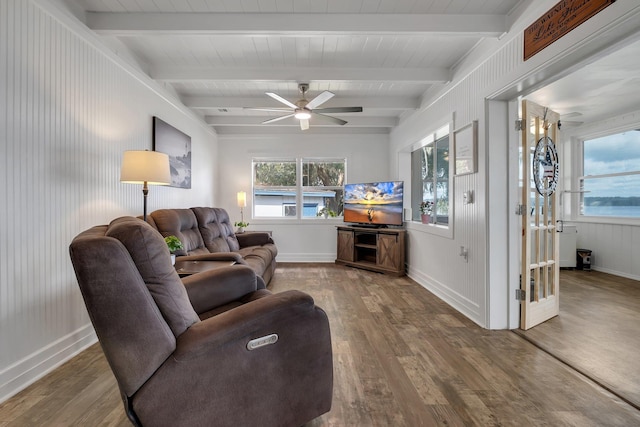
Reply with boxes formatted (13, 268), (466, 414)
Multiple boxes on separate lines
(252, 157), (346, 220)
(574, 125), (640, 225)
(403, 121), (454, 238)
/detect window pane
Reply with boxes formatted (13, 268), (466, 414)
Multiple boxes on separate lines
(435, 136), (450, 224)
(581, 175), (640, 217)
(581, 129), (640, 219)
(411, 134), (449, 224)
(304, 189), (344, 218)
(254, 189), (296, 218)
(253, 158), (345, 219)
(302, 161), (345, 186)
(584, 131), (640, 176)
(254, 161), (296, 186)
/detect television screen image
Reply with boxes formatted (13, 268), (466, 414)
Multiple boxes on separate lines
(343, 181), (404, 226)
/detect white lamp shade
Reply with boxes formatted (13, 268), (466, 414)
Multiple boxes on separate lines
(237, 191), (247, 207)
(120, 150), (171, 185)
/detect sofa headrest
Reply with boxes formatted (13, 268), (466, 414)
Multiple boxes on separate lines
(149, 209), (206, 256)
(105, 216), (199, 336)
(191, 207), (240, 252)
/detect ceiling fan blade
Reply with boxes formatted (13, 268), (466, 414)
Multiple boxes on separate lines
(313, 106), (363, 114)
(306, 91), (335, 110)
(244, 107), (292, 112)
(314, 113), (347, 126)
(300, 119), (309, 131)
(262, 114), (295, 124)
(265, 92), (298, 109)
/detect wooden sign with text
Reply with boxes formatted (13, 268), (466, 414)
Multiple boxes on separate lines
(524, 0), (616, 61)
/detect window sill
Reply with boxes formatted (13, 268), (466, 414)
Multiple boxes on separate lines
(573, 216), (640, 227)
(406, 220), (453, 239)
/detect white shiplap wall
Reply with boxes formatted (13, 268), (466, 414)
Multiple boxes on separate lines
(0, 0), (217, 402)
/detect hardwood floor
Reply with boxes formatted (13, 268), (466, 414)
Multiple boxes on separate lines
(515, 269), (640, 410)
(1, 264), (639, 426)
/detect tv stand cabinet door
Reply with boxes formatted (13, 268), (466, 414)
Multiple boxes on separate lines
(377, 233), (404, 272)
(337, 229), (355, 262)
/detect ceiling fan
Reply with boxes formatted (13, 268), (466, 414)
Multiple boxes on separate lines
(244, 83), (363, 130)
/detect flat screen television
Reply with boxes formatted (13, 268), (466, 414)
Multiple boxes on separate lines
(343, 181), (404, 227)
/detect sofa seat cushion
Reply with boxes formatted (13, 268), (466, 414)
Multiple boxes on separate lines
(237, 246), (273, 261)
(241, 254), (267, 277)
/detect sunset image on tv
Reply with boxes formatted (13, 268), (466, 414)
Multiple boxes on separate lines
(343, 181), (404, 226)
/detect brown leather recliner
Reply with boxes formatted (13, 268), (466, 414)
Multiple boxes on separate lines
(69, 216), (333, 427)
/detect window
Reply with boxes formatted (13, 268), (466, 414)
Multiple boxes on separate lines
(253, 158), (346, 219)
(580, 130), (640, 218)
(411, 124), (450, 225)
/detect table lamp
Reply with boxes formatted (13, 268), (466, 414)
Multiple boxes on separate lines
(120, 150), (171, 221)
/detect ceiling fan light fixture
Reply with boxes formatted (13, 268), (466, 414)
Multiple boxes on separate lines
(294, 109), (311, 120)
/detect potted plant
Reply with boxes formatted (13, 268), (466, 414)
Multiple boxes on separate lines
(317, 207), (337, 219)
(164, 235), (184, 265)
(234, 221), (249, 233)
(419, 201), (434, 224)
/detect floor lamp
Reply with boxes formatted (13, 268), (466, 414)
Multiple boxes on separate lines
(120, 150), (171, 221)
(237, 191), (247, 223)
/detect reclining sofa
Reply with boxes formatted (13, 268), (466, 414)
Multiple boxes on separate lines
(147, 207), (277, 287)
(69, 216), (333, 426)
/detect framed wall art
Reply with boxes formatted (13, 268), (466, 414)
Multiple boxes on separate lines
(454, 120), (478, 176)
(153, 116), (192, 189)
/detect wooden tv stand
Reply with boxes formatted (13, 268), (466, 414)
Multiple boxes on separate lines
(335, 226), (406, 276)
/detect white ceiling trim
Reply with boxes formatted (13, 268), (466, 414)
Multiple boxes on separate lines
(86, 12), (507, 37)
(152, 66), (450, 83)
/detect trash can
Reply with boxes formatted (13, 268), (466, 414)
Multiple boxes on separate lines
(576, 249), (592, 271)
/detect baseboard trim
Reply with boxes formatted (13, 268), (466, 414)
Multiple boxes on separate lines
(0, 324), (97, 404)
(408, 266), (484, 327)
(277, 253), (336, 263)
(591, 266), (640, 282)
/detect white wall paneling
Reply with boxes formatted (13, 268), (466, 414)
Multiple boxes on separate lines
(0, 0), (217, 402)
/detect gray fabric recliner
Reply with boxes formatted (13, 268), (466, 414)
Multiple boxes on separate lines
(69, 216), (333, 427)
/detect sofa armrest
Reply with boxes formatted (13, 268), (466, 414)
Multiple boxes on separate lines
(132, 290), (333, 426)
(177, 252), (247, 265)
(236, 232), (274, 248)
(174, 290), (324, 359)
(181, 265), (259, 314)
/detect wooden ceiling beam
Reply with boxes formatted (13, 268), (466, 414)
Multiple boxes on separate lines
(184, 96), (420, 110)
(153, 66), (450, 83)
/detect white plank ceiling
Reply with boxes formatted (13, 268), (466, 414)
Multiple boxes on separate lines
(69, 0), (526, 134)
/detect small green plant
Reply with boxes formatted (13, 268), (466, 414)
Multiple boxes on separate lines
(234, 221), (250, 228)
(419, 201), (434, 215)
(317, 207), (337, 218)
(164, 235), (184, 253)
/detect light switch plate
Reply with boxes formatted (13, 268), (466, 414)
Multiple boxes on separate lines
(463, 190), (474, 205)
